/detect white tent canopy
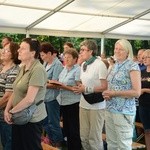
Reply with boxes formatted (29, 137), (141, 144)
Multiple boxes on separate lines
(0, 0), (150, 40)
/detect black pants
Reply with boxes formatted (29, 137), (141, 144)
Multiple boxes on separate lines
(12, 122), (42, 150)
(61, 102), (81, 150)
(135, 106), (141, 122)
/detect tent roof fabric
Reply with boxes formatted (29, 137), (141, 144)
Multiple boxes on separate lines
(0, 0), (150, 40)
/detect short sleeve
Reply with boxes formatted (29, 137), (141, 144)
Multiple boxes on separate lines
(5, 66), (19, 92)
(29, 66), (47, 87)
(98, 60), (108, 79)
(52, 64), (63, 80)
(130, 62), (140, 72)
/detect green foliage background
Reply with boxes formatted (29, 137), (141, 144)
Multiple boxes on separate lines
(0, 33), (149, 57)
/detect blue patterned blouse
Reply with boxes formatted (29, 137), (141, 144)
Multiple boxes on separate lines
(106, 59), (140, 115)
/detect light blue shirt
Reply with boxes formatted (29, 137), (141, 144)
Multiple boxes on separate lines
(106, 59), (140, 115)
(44, 57), (63, 102)
(57, 64), (81, 106)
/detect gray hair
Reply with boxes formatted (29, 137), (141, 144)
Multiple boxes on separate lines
(80, 40), (97, 56)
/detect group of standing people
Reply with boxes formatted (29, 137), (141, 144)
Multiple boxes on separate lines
(0, 36), (149, 150)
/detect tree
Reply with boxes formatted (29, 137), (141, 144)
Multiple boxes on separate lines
(0, 33), (149, 56)
(0, 33), (25, 47)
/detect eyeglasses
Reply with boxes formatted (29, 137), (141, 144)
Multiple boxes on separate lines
(142, 56), (150, 59)
(1, 48), (10, 53)
(80, 48), (90, 53)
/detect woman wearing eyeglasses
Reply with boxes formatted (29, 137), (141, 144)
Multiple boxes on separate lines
(0, 42), (20, 150)
(49, 48), (82, 150)
(4, 38), (47, 150)
(139, 49), (150, 150)
(73, 40), (108, 150)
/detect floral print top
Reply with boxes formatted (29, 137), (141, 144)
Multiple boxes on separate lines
(106, 59), (140, 115)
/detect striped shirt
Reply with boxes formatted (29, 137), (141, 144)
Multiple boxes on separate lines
(0, 65), (20, 119)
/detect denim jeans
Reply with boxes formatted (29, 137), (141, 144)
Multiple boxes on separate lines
(0, 119), (12, 150)
(42, 100), (63, 143)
